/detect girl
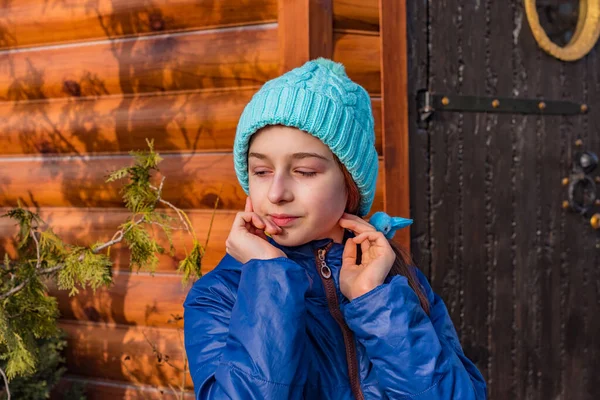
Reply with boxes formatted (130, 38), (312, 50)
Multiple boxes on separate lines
(183, 59), (487, 399)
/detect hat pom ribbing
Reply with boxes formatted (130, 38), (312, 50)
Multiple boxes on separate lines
(313, 58), (347, 77)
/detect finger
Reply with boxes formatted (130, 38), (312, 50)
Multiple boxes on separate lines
(238, 212), (281, 237)
(354, 233), (372, 260)
(244, 221), (262, 238)
(353, 231), (386, 246)
(250, 214), (267, 230)
(253, 227), (268, 240)
(341, 212), (376, 228)
(237, 212), (266, 230)
(342, 238), (357, 267)
(342, 212), (362, 220)
(353, 231), (383, 251)
(342, 212), (375, 223)
(250, 214), (281, 236)
(264, 217), (283, 234)
(354, 231), (394, 264)
(263, 223), (281, 235)
(257, 216), (280, 235)
(266, 224), (283, 235)
(339, 216), (376, 235)
(244, 197), (252, 213)
(242, 217), (268, 240)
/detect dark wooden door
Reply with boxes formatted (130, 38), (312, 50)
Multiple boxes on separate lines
(407, 1), (599, 399)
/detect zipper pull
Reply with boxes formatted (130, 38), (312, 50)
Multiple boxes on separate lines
(317, 248), (332, 279)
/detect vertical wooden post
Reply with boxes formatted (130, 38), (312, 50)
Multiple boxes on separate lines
(379, 0), (411, 248)
(278, 0), (333, 73)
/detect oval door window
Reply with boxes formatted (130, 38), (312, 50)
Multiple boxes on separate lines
(524, 0), (600, 61)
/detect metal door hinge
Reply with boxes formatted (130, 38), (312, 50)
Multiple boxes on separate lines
(417, 90), (588, 127)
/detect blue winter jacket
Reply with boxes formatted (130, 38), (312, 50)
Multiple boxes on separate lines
(183, 233), (487, 399)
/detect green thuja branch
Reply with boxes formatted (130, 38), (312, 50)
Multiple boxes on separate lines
(0, 139), (212, 397)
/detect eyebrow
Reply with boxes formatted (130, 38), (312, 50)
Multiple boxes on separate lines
(248, 152), (331, 162)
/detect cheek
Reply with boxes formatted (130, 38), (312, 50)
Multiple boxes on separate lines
(330, 184), (349, 212)
(306, 178), (347, 213)
(248, 181), (266, 210)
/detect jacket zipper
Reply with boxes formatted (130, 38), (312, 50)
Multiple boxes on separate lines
(314, 243), (365, 400)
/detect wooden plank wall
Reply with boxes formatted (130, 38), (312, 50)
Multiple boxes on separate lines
(408, 0), (600, 399)
(0, 0), (384, 396)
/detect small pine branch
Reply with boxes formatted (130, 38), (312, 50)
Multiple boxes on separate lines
(58, 248), (112, 296)
(105, 167), (129, 183)
(0, 207), (42, 251)
(1, 138), (214, 394)
(123, 222), (162, 273)
(177, 241), (204, 286)
(118, 139), (163, 214)
(145, 212), (177, 256)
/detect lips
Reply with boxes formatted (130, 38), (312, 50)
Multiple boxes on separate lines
(269, 214), (299, 227)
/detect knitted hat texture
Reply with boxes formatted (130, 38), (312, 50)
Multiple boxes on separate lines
(233, 58), (378, 217)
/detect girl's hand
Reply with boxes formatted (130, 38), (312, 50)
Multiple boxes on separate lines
(338, 213), (396, 301)
(225, 197), (287, 264)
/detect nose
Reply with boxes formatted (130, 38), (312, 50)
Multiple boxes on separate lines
(267, 172), (293, 204)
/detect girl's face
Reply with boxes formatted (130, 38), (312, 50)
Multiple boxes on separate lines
(247, 125), (348, 246)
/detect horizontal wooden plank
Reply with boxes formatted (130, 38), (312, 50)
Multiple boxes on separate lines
(0, 0), (277, 50)
(0, 89), (382, 155)
(333, 32), (381, 94)
(0, 208), (234, 274)
(0, 154), (384, 211)
(0, 153), (243, 209)
(0, 28), (380, 102)
(0, 87), (253, 155)
(50, 272), (188, 328)
(59, 321), (193, 390)
(0, 25), (279, 101)
(333, 0), (380, 31)
(0, 0), (378, 50)
(53, 376), (194, 400)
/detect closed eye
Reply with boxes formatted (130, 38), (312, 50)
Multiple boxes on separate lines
(251, 170), (317, 177)
(297, 171), (317, 177)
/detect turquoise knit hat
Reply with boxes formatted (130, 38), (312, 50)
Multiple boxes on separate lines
(233, 58), (378, 217)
